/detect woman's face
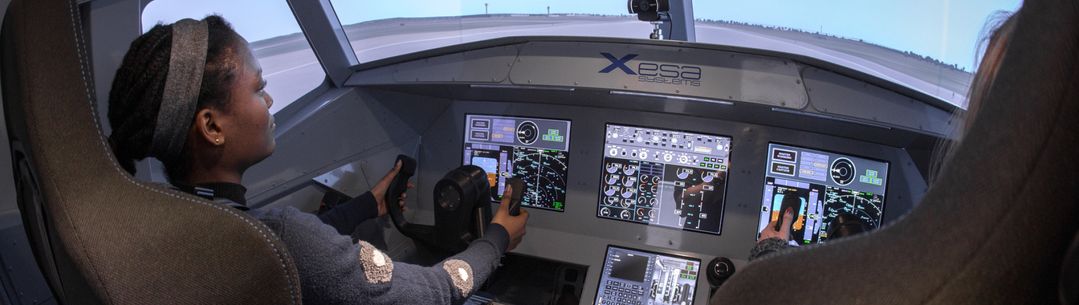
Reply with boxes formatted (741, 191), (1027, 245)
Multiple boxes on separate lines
(221, 41), (275, 168)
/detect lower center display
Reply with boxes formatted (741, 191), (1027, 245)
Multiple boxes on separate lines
(597, 124), (732, 235)
(595, 245), (700, 305)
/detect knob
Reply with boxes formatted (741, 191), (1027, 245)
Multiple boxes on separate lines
(706, 257), (736, 288)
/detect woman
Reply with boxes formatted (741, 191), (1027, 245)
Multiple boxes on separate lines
(107, 16), (529, 304)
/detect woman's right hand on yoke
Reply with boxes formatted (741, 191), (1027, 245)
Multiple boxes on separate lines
(491, 185), (529, 252)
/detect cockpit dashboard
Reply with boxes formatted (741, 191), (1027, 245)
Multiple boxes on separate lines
(362, 98), (926, 305)
(247, 37), (937, 305)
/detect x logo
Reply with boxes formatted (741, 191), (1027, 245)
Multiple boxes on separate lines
(599, 53), (638, 75)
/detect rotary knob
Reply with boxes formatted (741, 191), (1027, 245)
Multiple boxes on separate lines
(706, 257), (736, 288)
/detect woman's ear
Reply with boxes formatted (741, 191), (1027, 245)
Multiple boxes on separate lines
(194, 108), (225, 146)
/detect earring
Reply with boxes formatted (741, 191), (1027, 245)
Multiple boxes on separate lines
(215, 138), (222, 144)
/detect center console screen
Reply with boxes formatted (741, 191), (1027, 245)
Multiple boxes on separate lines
(595, 245), (700, 305)
(598, 124), (732, 235)
(757, 143), (890, 244)
(464, 114), (571, 211)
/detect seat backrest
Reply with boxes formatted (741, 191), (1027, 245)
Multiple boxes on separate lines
(712, 1), (1079, 304)
(1062, 233), (1079, 304)
(1, 0), (302, 303)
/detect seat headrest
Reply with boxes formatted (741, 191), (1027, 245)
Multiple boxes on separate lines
(712, 1), (1079, 304)
(2, 0), (302, 303)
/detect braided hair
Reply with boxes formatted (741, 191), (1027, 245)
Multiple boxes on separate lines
(107, 15), (243, 180)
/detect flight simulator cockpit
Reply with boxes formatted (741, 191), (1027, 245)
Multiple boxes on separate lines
(5, 0), (1061, 304)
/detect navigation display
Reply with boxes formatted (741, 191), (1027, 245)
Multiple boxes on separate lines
(598, 124), (732, 235)
(463, 114), (571, 211)
(595, 246), (700, 305)
(757, 143), (889, 244)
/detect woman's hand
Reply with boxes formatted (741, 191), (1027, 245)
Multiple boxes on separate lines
(491, 184), (529, 251)
(759, 208), (793, 242)
(371, 160), (413, 217)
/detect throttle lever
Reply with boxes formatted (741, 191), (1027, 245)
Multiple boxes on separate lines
(505, 178), (524, 216)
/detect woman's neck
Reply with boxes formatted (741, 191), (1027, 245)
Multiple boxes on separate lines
(180, 165), (244, 186)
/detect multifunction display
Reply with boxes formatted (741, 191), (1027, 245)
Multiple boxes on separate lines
(595, 246), (700, 305)
(598, 124), (732, 235)
(463, 114), (571, 211)
(757, 143), (890, 244)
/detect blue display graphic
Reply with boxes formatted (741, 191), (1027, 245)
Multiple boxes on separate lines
(757, 143), (889, 244)
(464, 114), (571, 211)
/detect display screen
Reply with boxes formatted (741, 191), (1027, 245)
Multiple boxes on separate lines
(595, 245), (700, 305)
(757, 143), (890, 244)
(597, 124), (732, 235)
(463, 114), (571, 211)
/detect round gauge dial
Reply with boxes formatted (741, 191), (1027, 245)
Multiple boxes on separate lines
(830, 157), (856, 186)
(606, 162), (621, 174)
(605, 196), (622, 206)
(516, 121), (539, 145)
(702, 171), (717, 183)
(606, 174), (620, 185)
(604, 185), (620, 197)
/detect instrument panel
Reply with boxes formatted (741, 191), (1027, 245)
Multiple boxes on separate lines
(408, 101), (923, 305)
(452, 112), (904, 304)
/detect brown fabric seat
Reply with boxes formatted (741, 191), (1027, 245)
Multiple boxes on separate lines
(1, 0), (301, 303)
(712, 1), (1079, 304)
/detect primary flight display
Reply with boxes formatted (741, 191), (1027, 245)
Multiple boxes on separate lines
(756, 143), (890, 244)
(463, 114), (572, 211)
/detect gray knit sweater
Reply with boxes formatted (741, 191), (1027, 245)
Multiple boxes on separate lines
(251, 206), (509, 305)
(749, 237), (793, 261)
(176, 183), (509, 305)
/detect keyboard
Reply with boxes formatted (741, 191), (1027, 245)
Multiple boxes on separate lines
(600, 280), (644, 305)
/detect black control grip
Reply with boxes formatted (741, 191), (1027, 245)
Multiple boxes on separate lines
(386, 155), (416, 220)
(774, 195), (802, 232)
(773, 208), (784, 232)
(505, 177), (524, 216)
